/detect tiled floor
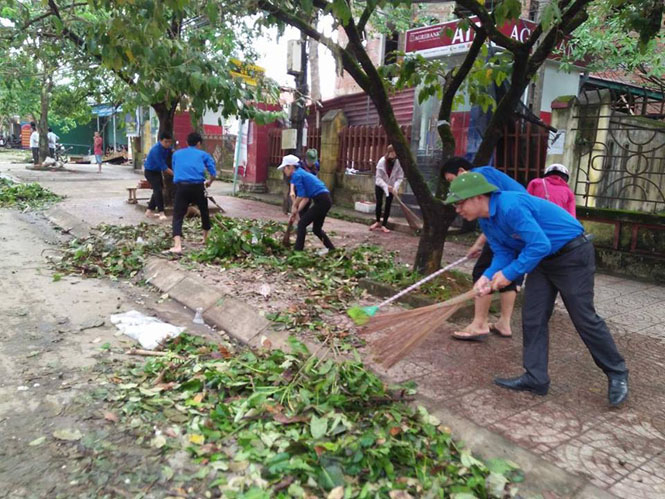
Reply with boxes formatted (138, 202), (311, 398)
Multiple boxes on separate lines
(365, 276), (665, 495)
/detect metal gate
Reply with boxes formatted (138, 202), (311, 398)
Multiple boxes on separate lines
(572, 88), (665, 213)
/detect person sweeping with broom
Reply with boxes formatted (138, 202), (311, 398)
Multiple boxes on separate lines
(370, 145), (404, 233)
(278, 155), (335, 252)
(444, 172), (628, 407)
(442, 157), (526, 341)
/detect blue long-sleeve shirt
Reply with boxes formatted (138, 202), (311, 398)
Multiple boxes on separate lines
(480, 191), (584, 282)
(144, 142), (171, 172)
(471, 166), (526, 192)
(172, 147), (216, 184)
(290, 167), (328, 198)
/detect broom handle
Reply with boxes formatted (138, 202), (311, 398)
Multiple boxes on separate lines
(376, 256), (468, 310)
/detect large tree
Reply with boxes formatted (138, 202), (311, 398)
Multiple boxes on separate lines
(5, 0), (282, 140)
(257, 0), (662, 273)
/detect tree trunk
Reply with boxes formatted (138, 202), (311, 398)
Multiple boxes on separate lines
(152, 100), (179, 206)
(413, 202), (457, 274)
(38, 76), (53, 163)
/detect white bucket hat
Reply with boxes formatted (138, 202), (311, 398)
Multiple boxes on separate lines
(277, 154), (300, 170)
(545, 164), (569, 176)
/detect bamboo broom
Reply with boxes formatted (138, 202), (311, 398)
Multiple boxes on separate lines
(364, 289), (477, 368)
(393, 194), (422, 232)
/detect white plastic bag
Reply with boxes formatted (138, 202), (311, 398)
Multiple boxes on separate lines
(110, 310), (184, 350)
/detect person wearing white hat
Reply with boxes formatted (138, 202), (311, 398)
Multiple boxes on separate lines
(527, 164), (576, 217)
(278, 155), (335, 251)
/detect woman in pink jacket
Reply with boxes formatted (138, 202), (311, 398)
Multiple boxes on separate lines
(527, 164), (576, 217)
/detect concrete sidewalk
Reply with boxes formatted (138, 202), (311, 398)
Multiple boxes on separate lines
(3, 157), (665, 497)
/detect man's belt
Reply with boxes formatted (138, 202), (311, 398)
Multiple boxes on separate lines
(547, 233), (593, 259)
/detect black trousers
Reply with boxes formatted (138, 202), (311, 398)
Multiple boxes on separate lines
(295, 192), (335, 251)
(49, 148), (55, 158)
(522, 241), (627, 385)
(145, 169), (165, 212)
(31, 148), (39, 164)
(172, 183), (210, 237)
(473, 243), (523, 292)
(374, 185), (393, 226)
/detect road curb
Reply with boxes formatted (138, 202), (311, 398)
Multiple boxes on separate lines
(44, 206), (91, 239)
(144, 257), (272, 346)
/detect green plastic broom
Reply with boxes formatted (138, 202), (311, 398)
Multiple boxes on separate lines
(347, 256), (468, 325)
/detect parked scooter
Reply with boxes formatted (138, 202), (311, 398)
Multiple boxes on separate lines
(55, 144), (71, 164)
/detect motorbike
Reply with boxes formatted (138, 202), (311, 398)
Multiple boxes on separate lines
(55, 144), (71, 164)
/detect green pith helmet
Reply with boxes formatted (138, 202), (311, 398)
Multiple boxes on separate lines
(443, 172), (498, 204)
(306, 149), (318, 162)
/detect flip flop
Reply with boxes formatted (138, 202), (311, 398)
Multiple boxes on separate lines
(489, 324), (512, 338)
(452, 331), (489, 342)
(162, 248), (182, 255)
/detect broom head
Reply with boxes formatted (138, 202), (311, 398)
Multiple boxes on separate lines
(282, 221), (293, 247)
(347, 305), (379, 325)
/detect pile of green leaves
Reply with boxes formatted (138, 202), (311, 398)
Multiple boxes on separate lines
(0, 177), (61, 210)
(108, 334), (519, 497)
(53, 223), (173, 278)
(195, 216), (287, 261)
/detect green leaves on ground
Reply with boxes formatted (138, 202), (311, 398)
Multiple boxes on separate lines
(52, 222), (173, 278)
(0, 177), (62, 210)
(106, 334), (517, 497)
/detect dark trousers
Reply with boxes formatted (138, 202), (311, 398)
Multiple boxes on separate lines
(522, 241), (627, 385)
(473, 243), (523, 292)
(31, 147), (39, 164)
(295, 193), (335, 251)
(374, 185), (393, 226)
(282, 173), (292, 214)
(49, 148), (55, 158)
(145, 169), (165, 212)
(172, 183), (210, 237)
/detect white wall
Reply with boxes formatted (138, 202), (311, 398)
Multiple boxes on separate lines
(541, 62), (582, 113)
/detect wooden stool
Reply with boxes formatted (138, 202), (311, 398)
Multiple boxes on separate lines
(127, 187), (138, 204)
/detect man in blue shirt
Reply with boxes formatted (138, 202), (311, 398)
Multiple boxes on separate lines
(278, 154), (335, 252)
(167, 132), (217, 254)
(444, 173), (628, 407)
(144, 131), (174, 220)
(442, 157), (526, 342)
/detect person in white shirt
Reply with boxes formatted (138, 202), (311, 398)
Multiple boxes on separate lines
(47, 127), (59, 158)
(29, 122), (39, 165)
(370, 144), (404, 233)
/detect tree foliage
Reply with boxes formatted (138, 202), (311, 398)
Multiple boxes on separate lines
(2, 0), (282, 136)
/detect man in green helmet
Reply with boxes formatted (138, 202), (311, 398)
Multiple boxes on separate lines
(444, 173), (628, 407)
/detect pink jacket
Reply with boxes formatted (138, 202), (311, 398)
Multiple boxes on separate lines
(527, 175), (576, 218)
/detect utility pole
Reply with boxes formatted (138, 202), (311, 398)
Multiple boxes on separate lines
(290, 31), (308, 154)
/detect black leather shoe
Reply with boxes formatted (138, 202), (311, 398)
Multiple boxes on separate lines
(494, 374), (549, 396)
(608, 373), (629, 407)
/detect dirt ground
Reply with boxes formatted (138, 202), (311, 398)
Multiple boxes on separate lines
(0, 209), (232, 497)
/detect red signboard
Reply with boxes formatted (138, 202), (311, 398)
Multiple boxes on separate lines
(405, 17), (581, 65)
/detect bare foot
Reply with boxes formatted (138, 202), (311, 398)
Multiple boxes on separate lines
(157, 213), (168, 221)
(452, 326), (490, 341)
(163, 247), (182, 255)
(145, 209), (155, 218)
(380, 225), (391, 233)
(369, 222), (381, 231)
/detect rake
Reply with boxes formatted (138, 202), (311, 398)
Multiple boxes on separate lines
(347, 256), (468, 325)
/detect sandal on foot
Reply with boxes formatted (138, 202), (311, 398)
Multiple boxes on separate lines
(489, 324), (512, 338)
(452, 331), (489, 342)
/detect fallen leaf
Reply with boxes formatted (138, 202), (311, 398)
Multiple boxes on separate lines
(189, 434), (205, 445)
(192, 393), (204, 404)
(151, 435), (167, 448)
(53, 429), (82, 441)
(389, 426), (401, 436)
(29, 436), (46, 446)
(389, 491), (414, 499)
(103, 411), (119, 423)
(328, 486), (344, 499)
(314, 445), (325, 457)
